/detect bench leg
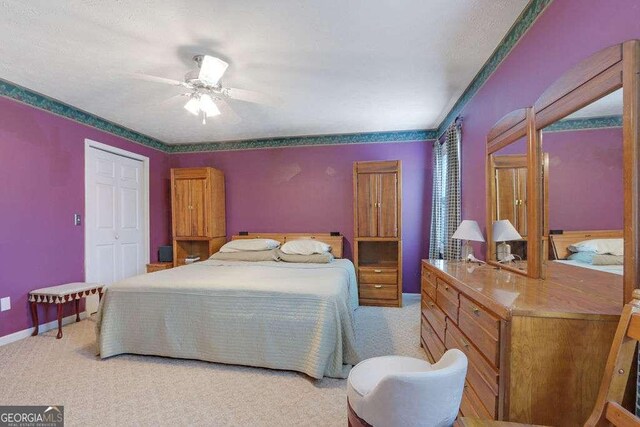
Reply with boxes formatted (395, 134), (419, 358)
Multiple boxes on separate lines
(75, 299), (80, 322)
(30, 302), (39, 336)
(56, 303), (63, 339)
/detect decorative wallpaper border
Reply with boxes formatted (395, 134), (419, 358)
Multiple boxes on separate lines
(545, 115), (622, 132)
(168, 129), (437, 153)
(436, 0), (553, 137)
(1, 0), (552, 153)
(0, 79), (169, 152)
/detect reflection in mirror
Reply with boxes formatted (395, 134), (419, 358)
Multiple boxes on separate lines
(489, 137), (528, 272)
(541, 88), (623, 276)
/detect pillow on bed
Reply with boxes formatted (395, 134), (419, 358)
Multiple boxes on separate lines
(209, 249), (280, 262)
(567, 251), (624, 265)
(568, 238), (623, 256)
(275, 249), (334, 264)
(219, 238), (280, 253)
(280, 239), (330, 255)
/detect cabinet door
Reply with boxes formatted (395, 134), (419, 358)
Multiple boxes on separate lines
(378, 173), (398, 237)
(516, 168), (527, 237)
(356, 173), (378, 237)
(190, 178), (207, 237)
(173, 179), (192, 237)
(495, 168), (517, 227)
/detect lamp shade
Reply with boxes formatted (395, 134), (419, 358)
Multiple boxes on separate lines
(451, 220), (485, 242)
(492, 220), (522, 242)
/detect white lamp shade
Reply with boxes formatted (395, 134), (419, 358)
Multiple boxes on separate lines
(451, 220), (485, 242)
(199, 56), (229, 86)
(492, 220), (522, 242)
(199, 94), (221, 117)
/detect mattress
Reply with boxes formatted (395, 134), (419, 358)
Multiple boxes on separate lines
(96, 259), (360, 379)
(554, 260), (623, 276)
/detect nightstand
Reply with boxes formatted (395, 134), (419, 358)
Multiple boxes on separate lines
(146, 262), (173, 273)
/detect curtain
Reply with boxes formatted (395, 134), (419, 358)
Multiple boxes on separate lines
(429, 121), (462, 260)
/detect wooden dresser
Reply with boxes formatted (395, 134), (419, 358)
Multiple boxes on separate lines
(353, 160), (402, 307)
(171, 167), (226, 266)
(420, 260), (622, 426)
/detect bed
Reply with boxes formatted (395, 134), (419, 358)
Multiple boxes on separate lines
(96, 233), (360, 379)
(549, 230), (623, 276)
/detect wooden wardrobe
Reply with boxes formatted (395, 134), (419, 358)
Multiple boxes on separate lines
(171, 167), (226, 266)
(353, 160), (402, 307)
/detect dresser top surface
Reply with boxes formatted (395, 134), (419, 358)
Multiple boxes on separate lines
(423, 260), (623, 319)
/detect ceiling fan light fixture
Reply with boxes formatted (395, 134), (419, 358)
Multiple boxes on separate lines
(184, 97), (201, 116)
(198, 56), (229, 86)
(199, 94), (221, 117)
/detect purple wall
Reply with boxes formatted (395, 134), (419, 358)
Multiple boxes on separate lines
(458, 0), (640, 257)
(545, 128), (623, 231)
(171, 141), (433, 293)
(0, 98), (171, 338)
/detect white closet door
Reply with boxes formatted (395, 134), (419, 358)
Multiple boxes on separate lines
(85, 146), (144, 313)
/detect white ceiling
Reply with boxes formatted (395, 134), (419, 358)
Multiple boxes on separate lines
(0, 0), (528, 145)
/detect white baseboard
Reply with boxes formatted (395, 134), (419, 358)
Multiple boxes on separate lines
(0, 311), (88, 347)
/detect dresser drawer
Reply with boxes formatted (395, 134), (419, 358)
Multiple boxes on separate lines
(422, 276), (437, 300)
(360, 283), (397, 300)
(446, 320), (499, 418)
(459, 296), (500, 367)
(436, 278), (460, 323)
(421, 293), (446, 342)
(421, 314), (445, 362)
(359, 267), (397, 285)
(459, 381), (493, 418)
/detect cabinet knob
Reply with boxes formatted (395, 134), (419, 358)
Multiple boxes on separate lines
(472, 307), (480, 315)
(461, 340), (470, 349)
(445, 285), (449, 290)
(429, 302), (435, 307)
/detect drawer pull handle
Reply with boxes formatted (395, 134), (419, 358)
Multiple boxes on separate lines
(429, 302), (435, 307)
(472, 307), (480, 315)
(445, 285), (449, 290)
(374, 285), (383, 289)
(461, 340), (470, 349)
(374, 269), (382, 273)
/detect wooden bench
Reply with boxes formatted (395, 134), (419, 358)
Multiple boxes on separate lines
(29, 283), (104, 339)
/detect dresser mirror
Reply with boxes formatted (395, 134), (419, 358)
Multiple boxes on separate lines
(539, 89), (623, 277)
(485, 108), (540, 276)
(531, 40), (639, 302)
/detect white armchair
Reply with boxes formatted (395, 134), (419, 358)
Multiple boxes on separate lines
(347, 350), (468, 427)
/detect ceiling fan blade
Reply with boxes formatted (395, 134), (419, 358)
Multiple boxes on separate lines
(130, 73), (189, 88)
(161, 93), (191, 106)
(214, 97), (242, 125)
(223, 87), (280, 106)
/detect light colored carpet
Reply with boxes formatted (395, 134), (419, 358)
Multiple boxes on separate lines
(0, 294), (423, 426)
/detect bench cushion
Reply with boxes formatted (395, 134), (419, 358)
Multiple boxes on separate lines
(29, 282), (103, 303)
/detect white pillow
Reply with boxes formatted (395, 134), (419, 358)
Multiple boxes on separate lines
(568, 238), (624, 256)
(280, 239), (331, 255)
(219, 239), (280, 253)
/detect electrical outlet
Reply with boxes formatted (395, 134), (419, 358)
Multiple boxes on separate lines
(0, 297), (10, 312)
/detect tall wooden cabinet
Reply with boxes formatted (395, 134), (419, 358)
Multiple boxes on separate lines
(171, 167), (226, 266)
(353, 160), (402, 307)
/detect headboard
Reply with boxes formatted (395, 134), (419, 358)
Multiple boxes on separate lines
(231, 233), (344, 258)
(549, 230), (623, 260)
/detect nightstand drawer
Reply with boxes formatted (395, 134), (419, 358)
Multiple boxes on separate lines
(146, 262), (173, 273)
(360, 283), (397, 300)
(359, 267), (397, 284)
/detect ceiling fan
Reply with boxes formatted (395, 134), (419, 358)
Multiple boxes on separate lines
(136, 54), (271, 124)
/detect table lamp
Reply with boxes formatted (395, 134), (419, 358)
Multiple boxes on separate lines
(492, 219), (522, 262)
(452, 220), (485, 261)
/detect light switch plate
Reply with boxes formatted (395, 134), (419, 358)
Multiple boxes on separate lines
(74, 214), (81, 226)
(0, 297), (10, 311)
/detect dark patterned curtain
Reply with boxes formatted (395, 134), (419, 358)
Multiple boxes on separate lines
(429, 120), (461, 260)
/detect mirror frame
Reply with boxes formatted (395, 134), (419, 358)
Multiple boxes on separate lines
(532, 40), (639, 303)
(486, 107), (542, 277)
